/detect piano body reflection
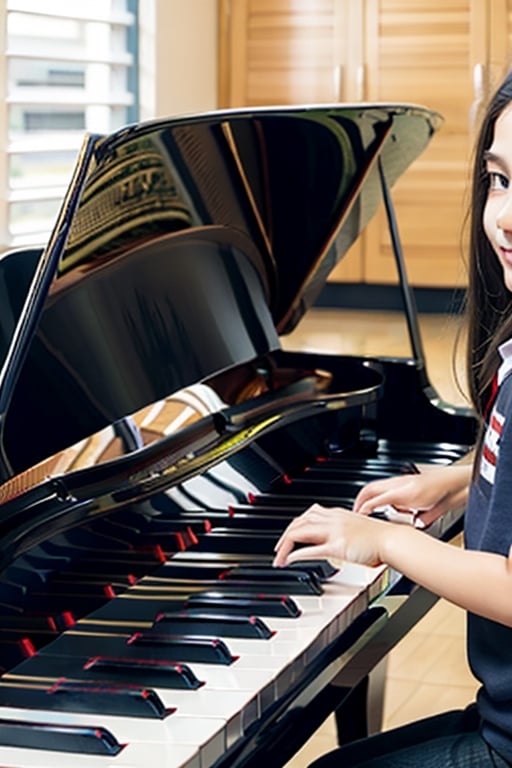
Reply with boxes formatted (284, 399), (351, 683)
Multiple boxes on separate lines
(0, 104), (476, 767)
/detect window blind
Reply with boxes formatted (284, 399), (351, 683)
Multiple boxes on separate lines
(1, 0), (138, 249)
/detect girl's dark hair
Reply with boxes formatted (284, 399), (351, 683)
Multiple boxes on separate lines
(466, 70), (512, 425)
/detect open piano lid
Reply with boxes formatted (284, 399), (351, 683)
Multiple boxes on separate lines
(0, 102), (442, 480)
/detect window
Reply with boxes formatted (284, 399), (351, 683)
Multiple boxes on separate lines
(1, 0), (139, 250)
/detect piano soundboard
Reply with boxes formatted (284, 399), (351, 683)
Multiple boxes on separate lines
(0, 103), (477, 767)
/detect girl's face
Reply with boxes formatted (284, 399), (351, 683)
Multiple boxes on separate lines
(483, 104), (512, 292)
(483, 103), (512, 292)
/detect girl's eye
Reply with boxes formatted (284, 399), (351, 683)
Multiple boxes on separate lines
(488, 171), (509, 191)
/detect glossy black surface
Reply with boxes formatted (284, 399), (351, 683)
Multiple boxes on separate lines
(0, 104), (480, 768)
(59, 104), (442, 335)
(0, 104), (441, 478)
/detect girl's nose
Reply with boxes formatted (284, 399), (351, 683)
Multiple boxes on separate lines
(497, 193), (512, 232)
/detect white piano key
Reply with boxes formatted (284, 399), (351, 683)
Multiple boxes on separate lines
(0, 708), (224, 766)
(0, 739), (200, 768)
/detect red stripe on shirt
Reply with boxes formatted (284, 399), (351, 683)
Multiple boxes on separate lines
(482, 443), (498, 466)
(490, 412), (504, 435)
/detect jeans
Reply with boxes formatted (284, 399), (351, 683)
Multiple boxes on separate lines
(310, 706), (511, 768)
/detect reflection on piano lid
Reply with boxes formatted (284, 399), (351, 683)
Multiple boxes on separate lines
(0, 103), (479, 768)
(0, 103), (444, 480)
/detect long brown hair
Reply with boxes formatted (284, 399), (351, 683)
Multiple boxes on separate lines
(466, 71), (512, 428)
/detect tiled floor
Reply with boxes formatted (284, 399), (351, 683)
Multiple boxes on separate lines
(279, 306), (479, 767)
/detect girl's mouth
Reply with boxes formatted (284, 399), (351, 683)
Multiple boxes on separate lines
(499, 245), (512, 264)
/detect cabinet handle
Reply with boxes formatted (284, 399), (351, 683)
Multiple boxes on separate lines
(469, 63), (485, 132)
(333, 64), (343, 102)
(356, 64), (365, 102)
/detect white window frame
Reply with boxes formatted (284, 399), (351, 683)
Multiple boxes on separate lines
(0, 0), (219, 254)
(0, 0), (139, 253)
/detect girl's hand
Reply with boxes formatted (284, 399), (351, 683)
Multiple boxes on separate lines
(353, 464), (472, 528)
(273, 503), (390, 568)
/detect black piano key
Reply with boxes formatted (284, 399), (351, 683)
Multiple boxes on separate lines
(160, 554), (337, 582)
(0, 613), (76, 632)
(312, 456), (419, 473)
(376, 439), (469, 463)
(153, 552), (272, 576)
(106, 511), (212, 536)
(0, 680), (173, 718)
(10, 653), (204, 690)
(39, 630), (236, 664)
(22, 593), (122, 617)
(298, 466), (405, 481)
(216, 559), (338, 582)
(271, 477), (364, 497)
(0, 718), (123, 755)
(63, 550), (169, 571)
(287, 560), (339, 580)
(85, 516), (202, 545)
(153, 611), (274, 639)
(49, 572), (138, 588)
(247, 492), (354, 508)
(196, 509), (293, 530)
(51, 555), (167, 585)
(149, 575), (322, 596)
(184, 591), (301, 618)
(221, 503), (304, 517)
(29, 580), (127, 599)
(0, 627), (59, 652)
(85, 656), (203, 688)
(151, 560), (325, 594)
(145, 562), (238, 581)
(128, 633), (236, 664)
(83, 595), (184, 623)
(56, 564), (142, 583)
(190, 530), (279, 555)
(221, 566), (324, 595)
(0, 638), (37, 672)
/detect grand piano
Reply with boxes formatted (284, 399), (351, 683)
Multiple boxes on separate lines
(0, 103), (477, 767)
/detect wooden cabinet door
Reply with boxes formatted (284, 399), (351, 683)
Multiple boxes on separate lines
(489, 0), (512, 92)
(218, 0), (365, 281)
(361, 0), (487, 287)
(218, 0), (361, 107)
(218, 0), (509, 287)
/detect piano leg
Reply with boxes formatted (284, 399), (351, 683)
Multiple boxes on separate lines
(333, 658), (387, 745)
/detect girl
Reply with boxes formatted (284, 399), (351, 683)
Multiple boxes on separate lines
(273, 70), (512, 767)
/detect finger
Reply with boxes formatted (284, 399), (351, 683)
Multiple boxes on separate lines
(274, 521), (331, 567)
(355, 493), (394, 516)
(274, 503), (325, 550)
(282, 543), (330, 566)
(273, 547), (291, 567)
(352, 485), (389, 513)
(274, 530), (290, 552)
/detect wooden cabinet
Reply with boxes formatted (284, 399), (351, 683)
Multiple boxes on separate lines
(218, 0), (512, 287)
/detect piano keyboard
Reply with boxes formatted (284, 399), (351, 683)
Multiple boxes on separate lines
(0, 557), (391, 768)
(0, 424), (469, 768)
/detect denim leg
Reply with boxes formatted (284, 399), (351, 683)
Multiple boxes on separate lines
(309, 706), (507, 768)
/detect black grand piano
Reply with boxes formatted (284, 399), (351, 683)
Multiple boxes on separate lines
(0, 103), (476, 767)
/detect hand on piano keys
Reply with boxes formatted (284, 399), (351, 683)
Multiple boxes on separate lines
(273, 503), (398, 569)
